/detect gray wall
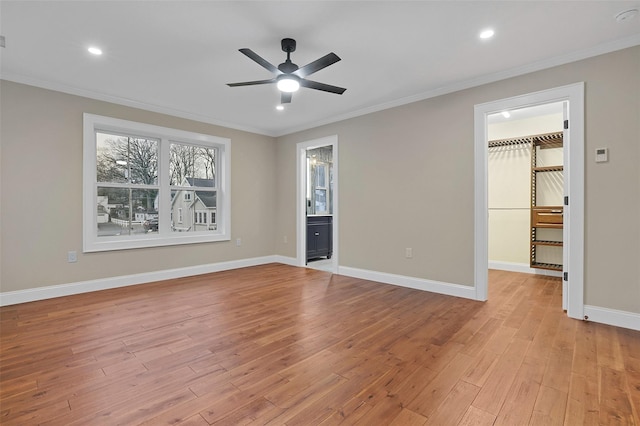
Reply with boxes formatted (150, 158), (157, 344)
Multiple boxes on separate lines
(276, 46), (640, 314)
(0, 81), (277, 292)
(1, 46), (638, 316)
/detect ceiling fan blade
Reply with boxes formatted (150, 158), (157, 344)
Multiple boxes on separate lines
(227, 78), (277, 87)
(281, 92), (292, 104)
(294, 53), (341, 78)
(239, 48), (281, 74)
(299, 79), (346, 95)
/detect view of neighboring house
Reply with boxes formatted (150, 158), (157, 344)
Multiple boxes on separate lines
(96, 196), (110, 224)
(171, 177), (217, 232)
(95, 178), (216, 233)
(96, 194), (158, 236)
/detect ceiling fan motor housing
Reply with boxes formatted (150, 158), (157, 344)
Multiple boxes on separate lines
(278, 61), (298, 73)
(281, 38), (296, 53)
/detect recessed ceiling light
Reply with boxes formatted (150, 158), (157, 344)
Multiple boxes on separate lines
(502, 111), (511, 118)
(479, 29), (495, 40)
(276, 105), (284, 111)
(88, 46), (103, 55)
(616, 8), (638, 23)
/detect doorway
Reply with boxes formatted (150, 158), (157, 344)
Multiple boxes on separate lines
(296, 136), (338, 273)
(474, 83), (585, 320)
(487, 102), (565, 281)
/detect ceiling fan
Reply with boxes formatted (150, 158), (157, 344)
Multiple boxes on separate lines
(227, 38), (346, 104)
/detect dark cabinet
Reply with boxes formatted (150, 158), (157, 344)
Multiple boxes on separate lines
(307, 216), (332, 261)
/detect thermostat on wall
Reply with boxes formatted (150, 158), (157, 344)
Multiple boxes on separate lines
(595, 147), (608, 163)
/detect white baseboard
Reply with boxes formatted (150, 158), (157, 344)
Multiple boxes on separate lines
(584, 305), (640, 331)
(489, 261), (563, 277)
(338, 266), (477, 300)
(0, 255), (280, 307)
(5, 257), (637, 333)
(272, 255), (299, 267)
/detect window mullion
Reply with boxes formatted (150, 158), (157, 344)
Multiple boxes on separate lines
(159, 137), (171, 234)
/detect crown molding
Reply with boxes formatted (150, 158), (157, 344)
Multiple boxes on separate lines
(3, 34), (639, 138)
(0, 73), (278, 137)
(275, 33), (640, 137)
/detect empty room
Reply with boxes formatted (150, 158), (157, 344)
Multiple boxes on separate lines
(1, 1), (639, 425)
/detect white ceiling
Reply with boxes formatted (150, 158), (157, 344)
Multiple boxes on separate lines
(1, 1), (639, 137)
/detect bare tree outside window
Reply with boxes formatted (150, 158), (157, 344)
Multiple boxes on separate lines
(97, 135), (158, 185)
(199, 146), (216, 181)
(170, 143), (216, 185)
(169, 142), (217, 233)
(96, 133), (159, 236)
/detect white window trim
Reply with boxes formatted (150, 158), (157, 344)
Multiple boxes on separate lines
(83, 113), (231, 252)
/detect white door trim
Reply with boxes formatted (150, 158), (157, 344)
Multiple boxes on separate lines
(296, 135), (339, 273)
(474, 83), (585, 319)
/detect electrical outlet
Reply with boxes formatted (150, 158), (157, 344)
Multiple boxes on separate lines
(236, 238), (242, 247)
(405, 248), (413, 258)
(68, 251), (77, 263)
(283, 235), (288, 244)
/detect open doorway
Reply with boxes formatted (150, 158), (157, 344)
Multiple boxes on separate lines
(296, 136), (338, 273)
(487, 102), (565, 303)
(474, 83), (585, 320)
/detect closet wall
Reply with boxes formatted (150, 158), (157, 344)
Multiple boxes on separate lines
(488, 113), (563, 268)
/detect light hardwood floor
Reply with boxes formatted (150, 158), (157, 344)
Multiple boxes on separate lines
(1, 264), (639, 425)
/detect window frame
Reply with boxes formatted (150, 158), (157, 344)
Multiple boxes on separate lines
(83, 113), (231, 252)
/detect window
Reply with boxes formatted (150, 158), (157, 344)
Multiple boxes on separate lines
(83, 114), (230, 252)
(193, 210), (214, 231)
(314, 163), (329, 214)
(195, 211), (208, 224)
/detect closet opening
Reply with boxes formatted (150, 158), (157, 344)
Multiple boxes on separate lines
(474, 83), (584, 319)
(487, 102), (565, 286)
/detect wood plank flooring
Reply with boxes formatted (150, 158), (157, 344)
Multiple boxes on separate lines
(1, 264), (639, 425)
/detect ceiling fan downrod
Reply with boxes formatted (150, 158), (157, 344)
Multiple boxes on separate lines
(279, 38), (298, 74)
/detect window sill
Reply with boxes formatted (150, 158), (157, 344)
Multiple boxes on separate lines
(83, 232), (231, 253)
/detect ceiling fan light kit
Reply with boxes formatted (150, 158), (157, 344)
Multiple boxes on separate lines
(276, 75), (300, 93)
(227, 38), (346, 104)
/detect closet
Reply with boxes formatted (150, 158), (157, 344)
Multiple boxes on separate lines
(488, 126), (564, 272)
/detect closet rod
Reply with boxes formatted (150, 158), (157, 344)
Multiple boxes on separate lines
(488, 137), (531, 148)
(488, 131), (563, 148)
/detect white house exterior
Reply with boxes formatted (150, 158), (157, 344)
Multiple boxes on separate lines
(171, 178), (217, 232)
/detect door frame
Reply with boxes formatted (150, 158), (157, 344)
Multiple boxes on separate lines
(296, 135), (338, 273)
(473, 83), (584, 319)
